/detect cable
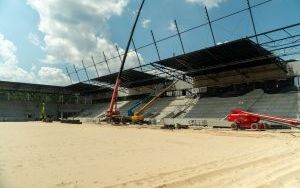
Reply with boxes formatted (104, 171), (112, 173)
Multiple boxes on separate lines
(67, 0), (274, 76)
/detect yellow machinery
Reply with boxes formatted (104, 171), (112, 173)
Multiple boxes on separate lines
(131, 81), (177, 123)
(40, 102), (46, 120)
(40, 102), (53, 123)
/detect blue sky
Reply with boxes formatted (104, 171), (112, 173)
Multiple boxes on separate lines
(0, 0), (299, 86)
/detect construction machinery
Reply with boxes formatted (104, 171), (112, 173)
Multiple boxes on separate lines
(40, 102), (46, 121)
(105, 0), (145, 123)
(226, 109), (300, 130)
(40, 102), (53, 123)
(131, 81), (177, 123)
(127, 95), (152, 116)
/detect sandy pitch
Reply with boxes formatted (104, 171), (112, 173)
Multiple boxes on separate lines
(1, 122), (300, 188)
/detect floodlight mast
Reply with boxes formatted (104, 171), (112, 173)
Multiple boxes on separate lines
(106, 0), (146, 120)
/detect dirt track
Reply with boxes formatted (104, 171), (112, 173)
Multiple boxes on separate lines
(1, 122), (300, 188)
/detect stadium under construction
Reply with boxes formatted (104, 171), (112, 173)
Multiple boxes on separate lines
(0, 0), (300, 129)
(4, 1), (300, 188)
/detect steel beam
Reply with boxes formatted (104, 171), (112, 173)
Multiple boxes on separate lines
(205, 7), (216, 46)
(151, 30), (161, 60)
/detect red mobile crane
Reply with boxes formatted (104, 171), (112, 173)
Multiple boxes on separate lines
(105, 0), (146, 122)
(226, 109), (300, 130)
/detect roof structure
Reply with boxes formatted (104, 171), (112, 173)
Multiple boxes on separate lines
(156, 39), (287, 77)
(0, 81), (66, 94)
(65, 82), (112, 95)
(0, 80), (111, 96)
(93, 69), (170, 88)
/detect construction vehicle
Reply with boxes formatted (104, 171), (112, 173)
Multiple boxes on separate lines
(131, 81), (177, 123)
(40, 102), (46, 121)
(127, 95), (152, 116)
(105, 0), (145, 123)
(40, 102), (53, 123)
(226, 109), (300, 130)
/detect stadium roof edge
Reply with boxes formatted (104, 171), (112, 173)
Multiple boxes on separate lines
(155, 38), (287, 77)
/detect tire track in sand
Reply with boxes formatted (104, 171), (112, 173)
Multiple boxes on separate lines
(104, 144), (300, 188)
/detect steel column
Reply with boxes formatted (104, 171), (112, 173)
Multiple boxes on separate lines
(174, 20), (186, 54)
(81, 60), (90, 84)
(65, 67), (73, 84)
(115, 45), (122, 62)
(91, 56), (100, 77)
(132, 38), (143, 71)
(151, 30), (161, 60)
(205, 7), (216, 46)
(246, 0), (259, 44)
(102, 51), (111, 74)
(73, 65), (80, 82)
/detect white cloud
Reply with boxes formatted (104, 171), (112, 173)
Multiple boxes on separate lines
(0, 33), (68, 86)
(26, 0), (134, 66)
(0, 33), (34, 82)
(185, 0), (227, 8)
(1, 0), (146, 87)
(38, 67), (70, 85)
(0, 65), (35, 83)
(0, 34), (18, 65)
(142, 19), (151, 29)
(28, 32), (44, 49)
(168, 21), (176, 32)
(26, 0), (144, 81)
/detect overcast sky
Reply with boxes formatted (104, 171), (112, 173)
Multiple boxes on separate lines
(0, 0), (299, 86)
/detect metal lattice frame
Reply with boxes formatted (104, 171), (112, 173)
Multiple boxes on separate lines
(65, 0), (300, 93)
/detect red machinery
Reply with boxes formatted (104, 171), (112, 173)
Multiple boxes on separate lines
(226, 109), (300, 130)
(105, 0), (146, 122)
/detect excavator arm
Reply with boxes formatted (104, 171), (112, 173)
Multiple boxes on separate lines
(132, 81), (177, 122)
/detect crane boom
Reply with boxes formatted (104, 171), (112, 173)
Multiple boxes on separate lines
(134, 81), (177, 116)
(128, 95), (152, 116)
(106, 0), (146, 121)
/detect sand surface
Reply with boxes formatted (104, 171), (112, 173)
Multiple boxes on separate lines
(1, 122), (300, 188)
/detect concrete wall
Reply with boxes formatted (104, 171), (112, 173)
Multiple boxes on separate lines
(0, 101), (41, 121)
(193, 64), (288, 88)
(89, 80), (192, 101)
(288, 60), (300, 76)
(0, 100), (93, 121)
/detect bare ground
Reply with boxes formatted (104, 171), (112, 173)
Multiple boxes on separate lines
(1, 122), (300, 188)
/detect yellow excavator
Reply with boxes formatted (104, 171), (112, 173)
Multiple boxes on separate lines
(131, 81), (177, 123)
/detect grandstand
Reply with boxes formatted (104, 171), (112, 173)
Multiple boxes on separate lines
(68, 37), (299, 125)
(0, 38), (299, 124)
(0, 81), (96, 121)
(0, 1), (300, 125)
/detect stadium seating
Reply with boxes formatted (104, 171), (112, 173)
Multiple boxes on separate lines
(249, 91), (299, 118)
(1, 89), (299, 122)
(76, 101), (132, 119)
(76, 103), (109, 118)
(142, 96), (191, 121)
(185, 89), (264, 119)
